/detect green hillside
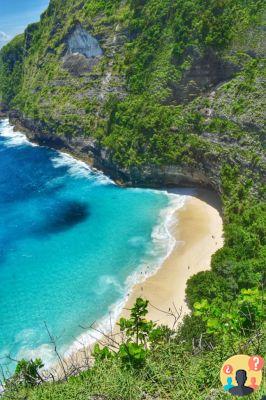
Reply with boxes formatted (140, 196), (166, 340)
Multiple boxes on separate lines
(0, 0), (265, 399)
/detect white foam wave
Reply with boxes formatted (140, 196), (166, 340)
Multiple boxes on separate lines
(125, 192), (187, 289)
(16, 344), (55, 368)
(64, 295), (126, 357)
(64, 191), (189, 359)
(93, 275), (123, 295)
(0, 120), (37, 148)
(51, 151), (114, 185)
(0, 120), (113, 186)
(15, 328), (36, 344)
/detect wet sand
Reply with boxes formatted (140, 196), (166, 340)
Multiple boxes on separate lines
(118, 189), (224, 328)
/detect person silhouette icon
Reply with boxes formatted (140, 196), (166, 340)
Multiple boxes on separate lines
(249, 377), (259, 390)
(229, 370), (254, 396)
(224, 377), (234, 391)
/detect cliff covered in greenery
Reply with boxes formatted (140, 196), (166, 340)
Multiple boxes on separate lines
(0, 0), (265, 399)
(0, 0), (265, 187)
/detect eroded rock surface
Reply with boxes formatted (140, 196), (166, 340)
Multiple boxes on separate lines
(62, 25), (103, 75)
(170, 47), (240, 103)
(66, 25), (103, 58)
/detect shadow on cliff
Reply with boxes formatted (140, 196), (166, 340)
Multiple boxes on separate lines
(167, 187), (222, 217)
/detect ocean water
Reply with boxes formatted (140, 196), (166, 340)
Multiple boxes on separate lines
(0, 119), (186, 371)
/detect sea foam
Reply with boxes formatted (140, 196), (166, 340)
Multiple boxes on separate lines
(51, 151), (114, 185)
(64, 191), (188, 359)
(0, 118), (189, 370)
(0, 120), (37, 148)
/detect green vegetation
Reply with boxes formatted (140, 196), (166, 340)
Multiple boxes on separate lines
(0, 34), (24, 104)
(93, 297), (167, 368)
(2, 296), (265, 399)
(0, 0), (265, 398)
(13, 359), (44, 387)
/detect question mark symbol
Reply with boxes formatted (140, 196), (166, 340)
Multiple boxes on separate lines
(223, 364), (233, 374)
(249, 355), (264, 371)
(253, 357), (259, 371)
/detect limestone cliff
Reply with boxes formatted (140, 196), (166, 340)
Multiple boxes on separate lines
(0, 0), (265, 192)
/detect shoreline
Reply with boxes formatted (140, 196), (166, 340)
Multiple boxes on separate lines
(0, 118), (224, 376)
(62, 188), (223, 374)
(3, 114), (220, 191)
(63, 189), (189, 359)
(118, 188), (223, 329)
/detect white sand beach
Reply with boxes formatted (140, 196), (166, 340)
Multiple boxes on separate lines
(58, 188), (224, 375)
(119, 188), (224, 328)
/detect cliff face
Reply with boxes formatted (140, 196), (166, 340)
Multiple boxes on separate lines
(66, 25), (103, 58)
(9, 111), (219, 191)
(62, 25), (103, 75)
(0, 0), (265, 191)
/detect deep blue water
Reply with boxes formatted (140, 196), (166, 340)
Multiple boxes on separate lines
(0, 119), (185, 370)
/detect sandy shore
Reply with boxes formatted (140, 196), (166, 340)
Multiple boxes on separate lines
(118, 188), (224, 329)
(54, 188), (224, 376)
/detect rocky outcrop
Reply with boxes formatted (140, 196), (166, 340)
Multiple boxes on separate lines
(62, 53), (101, 76)
(0, 102), (8, 117)
(59, 21), (127, 98)
(170, 47), (240, 103)
(62, 25), (103, 75)
(66, 25), (103, 58)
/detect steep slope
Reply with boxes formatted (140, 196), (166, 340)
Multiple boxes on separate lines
(0, 0), (265, 190)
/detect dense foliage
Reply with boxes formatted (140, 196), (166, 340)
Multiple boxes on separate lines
(2, 295), (265, 399)
(0, 0), (265, 398)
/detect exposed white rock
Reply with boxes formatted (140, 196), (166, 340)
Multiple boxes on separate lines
(67, 25), (103, 58)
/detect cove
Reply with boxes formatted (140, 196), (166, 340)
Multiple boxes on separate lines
(0, 119), (186, 370)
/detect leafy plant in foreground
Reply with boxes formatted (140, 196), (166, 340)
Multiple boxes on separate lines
(8, 358), (44, 388)
(93, 298), (167, 368)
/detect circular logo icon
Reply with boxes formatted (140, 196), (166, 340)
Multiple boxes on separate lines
(220, 355), (264, 397)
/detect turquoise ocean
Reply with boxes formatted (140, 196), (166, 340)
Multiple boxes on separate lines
(0, 119), (187, 371)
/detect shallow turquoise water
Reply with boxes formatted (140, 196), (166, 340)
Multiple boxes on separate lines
(0, 119), (185, 371)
